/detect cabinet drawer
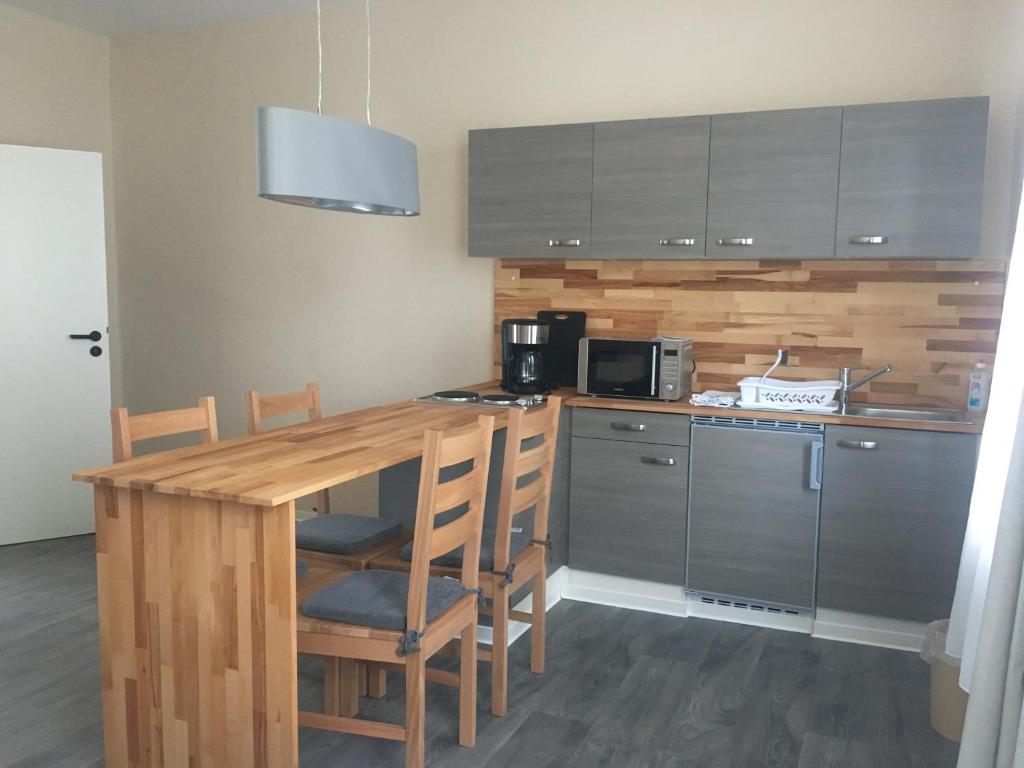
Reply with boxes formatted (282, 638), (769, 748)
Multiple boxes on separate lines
(569, 437), (688, 584)
(571, 407), (689, 446)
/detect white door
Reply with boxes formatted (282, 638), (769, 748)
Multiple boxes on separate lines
(0, 144), (112, 544)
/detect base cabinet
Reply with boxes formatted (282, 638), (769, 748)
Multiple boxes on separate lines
(569, 430), (688, 585)
(687, 422), (822, 609)
(817, 425), (977, 623)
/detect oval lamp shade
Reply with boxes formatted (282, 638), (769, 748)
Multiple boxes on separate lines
(257, 106), (420, 216)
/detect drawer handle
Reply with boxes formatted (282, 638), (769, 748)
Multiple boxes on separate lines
(848, 235), (888, 245)
(658, 237), (696, 247)
(836, 439), (878, 450)
(547, 239), (581, 247)
(716, 237), (753, 246)
(641, 456), (677, 466)
(611, 422), (647, 432)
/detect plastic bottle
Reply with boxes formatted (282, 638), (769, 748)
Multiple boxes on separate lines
(967, 362), (991, 412)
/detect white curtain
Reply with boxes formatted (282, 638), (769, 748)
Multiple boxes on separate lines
(946, 215), (1024, 691)
(948, 175), (1024, 766)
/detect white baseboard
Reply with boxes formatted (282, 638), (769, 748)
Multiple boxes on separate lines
(560, 569), (688, 617)
(813, 608), (926, 652)
(474, 566), (925, 654)
(477, 566), (566, 647)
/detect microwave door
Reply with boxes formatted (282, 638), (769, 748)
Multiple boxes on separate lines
(587, 341), (658, 398)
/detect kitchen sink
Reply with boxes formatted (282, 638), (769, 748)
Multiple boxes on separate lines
(842, 404), (972, 424)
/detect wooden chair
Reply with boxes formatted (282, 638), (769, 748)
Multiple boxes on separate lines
(245, 382), (329, 514)
(371, 396), (561, 716)
(296, 414), (495, 768)
(248, 382), (404, 698)
(110, 396), (218, 462)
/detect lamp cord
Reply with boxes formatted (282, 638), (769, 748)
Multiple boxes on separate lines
(365, 0), (372, 126)
(314, 0), (371, 126)
(315, 0), (323, 115)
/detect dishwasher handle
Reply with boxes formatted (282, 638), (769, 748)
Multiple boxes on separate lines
(809, 440), (824, 490)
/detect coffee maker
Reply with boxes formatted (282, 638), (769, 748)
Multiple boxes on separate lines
(500, 318), (550, 394)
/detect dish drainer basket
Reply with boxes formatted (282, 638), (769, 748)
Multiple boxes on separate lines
(737, 377), (841, 408)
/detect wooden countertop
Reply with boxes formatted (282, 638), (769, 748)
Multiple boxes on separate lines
(73, 381), (980, 507)
(566, 394), (984, 434)
(73, 394), (517, 508)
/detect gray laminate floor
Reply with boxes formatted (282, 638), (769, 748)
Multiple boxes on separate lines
(1, 535), (959, 767)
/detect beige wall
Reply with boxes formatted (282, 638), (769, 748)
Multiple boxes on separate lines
(0, 2), (122, 403)
(107, 0), (1023, 509)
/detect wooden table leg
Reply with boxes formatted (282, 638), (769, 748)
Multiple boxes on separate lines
(94, 486), (298, 767)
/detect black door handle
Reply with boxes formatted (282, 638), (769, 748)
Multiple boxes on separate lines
(70, 331), (102, 341)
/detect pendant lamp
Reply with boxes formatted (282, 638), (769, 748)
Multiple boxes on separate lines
(257, 0), (419, 216)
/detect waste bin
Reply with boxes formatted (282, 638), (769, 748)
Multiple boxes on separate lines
(920, 619), (969, 741)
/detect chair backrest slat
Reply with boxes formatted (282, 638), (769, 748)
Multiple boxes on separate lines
(111, 396), (218, 462)
(245, 382), (321, 435)
(405, 415), (494, 632)
(493, 397), (562, 573)
(430, 464), (485, 516)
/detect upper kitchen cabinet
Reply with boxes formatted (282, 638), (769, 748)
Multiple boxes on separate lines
(468, 123), (594, 259)
(706, 107), (842, 260)
(835, 97), (988, 259)
(590, 116), (710, 259)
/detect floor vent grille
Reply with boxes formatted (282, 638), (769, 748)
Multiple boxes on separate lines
(692, 415), (825, 433)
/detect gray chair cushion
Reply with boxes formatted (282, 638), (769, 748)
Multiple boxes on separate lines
(399, 529), (532, 572)
(295, 514), (402, 555)
(300, 570), (470, 631)
(296, 560), (309, 578)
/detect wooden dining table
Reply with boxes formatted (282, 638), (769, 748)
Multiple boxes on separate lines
(72, 392), (514, 768)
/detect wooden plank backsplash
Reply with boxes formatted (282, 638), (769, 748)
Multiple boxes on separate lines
(494, 259), (1006, 407)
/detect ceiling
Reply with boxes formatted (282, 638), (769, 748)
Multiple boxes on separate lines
(3, 0), (329, 35)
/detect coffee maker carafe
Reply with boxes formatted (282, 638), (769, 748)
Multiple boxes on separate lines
(500, 319), (550, 394)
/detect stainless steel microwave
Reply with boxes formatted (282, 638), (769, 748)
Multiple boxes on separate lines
(577, 337), (694, 401)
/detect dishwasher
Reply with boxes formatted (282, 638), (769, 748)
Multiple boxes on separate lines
(686, 415), (823, 613)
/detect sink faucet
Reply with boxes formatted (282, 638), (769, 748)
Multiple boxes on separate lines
(838, 364), (893, 412)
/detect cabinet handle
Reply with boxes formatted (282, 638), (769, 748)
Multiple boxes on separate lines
(547, 239), (581, 247)
(716, 237), (753, 246)
(836, 439), (878, 450)
(610, 422), (646, 432)
(809, 440), (824, 490)
(658, 238), (696, 247)
(641, 456), (677, 466)
(848, 235), (888, 245)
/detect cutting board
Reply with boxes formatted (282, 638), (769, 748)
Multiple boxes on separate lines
(538, 310), (587, 388)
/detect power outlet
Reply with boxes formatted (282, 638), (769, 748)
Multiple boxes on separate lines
(779, 348), (790, 365)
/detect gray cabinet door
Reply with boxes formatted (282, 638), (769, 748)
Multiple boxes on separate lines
(706, 107), (842, 260)
(687, 425), (822, 608)
(468, 124), (593, 259)
(818, 426), (977, 622)
(591, 117), (710, 259)
(835, 97), (988, 260)
(569, 437), (688, 585)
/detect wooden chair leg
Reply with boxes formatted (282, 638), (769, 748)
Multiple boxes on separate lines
(324, 657), (359, 717)
(316, 488), (331, 516)
(459, 619), (477, 747)
(491, 585), (509, 717)
(358, 664), (368, 697)
(531, 566), (546, 675)
(367, 665), (387, 699)
(405, 653), (426, 768)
